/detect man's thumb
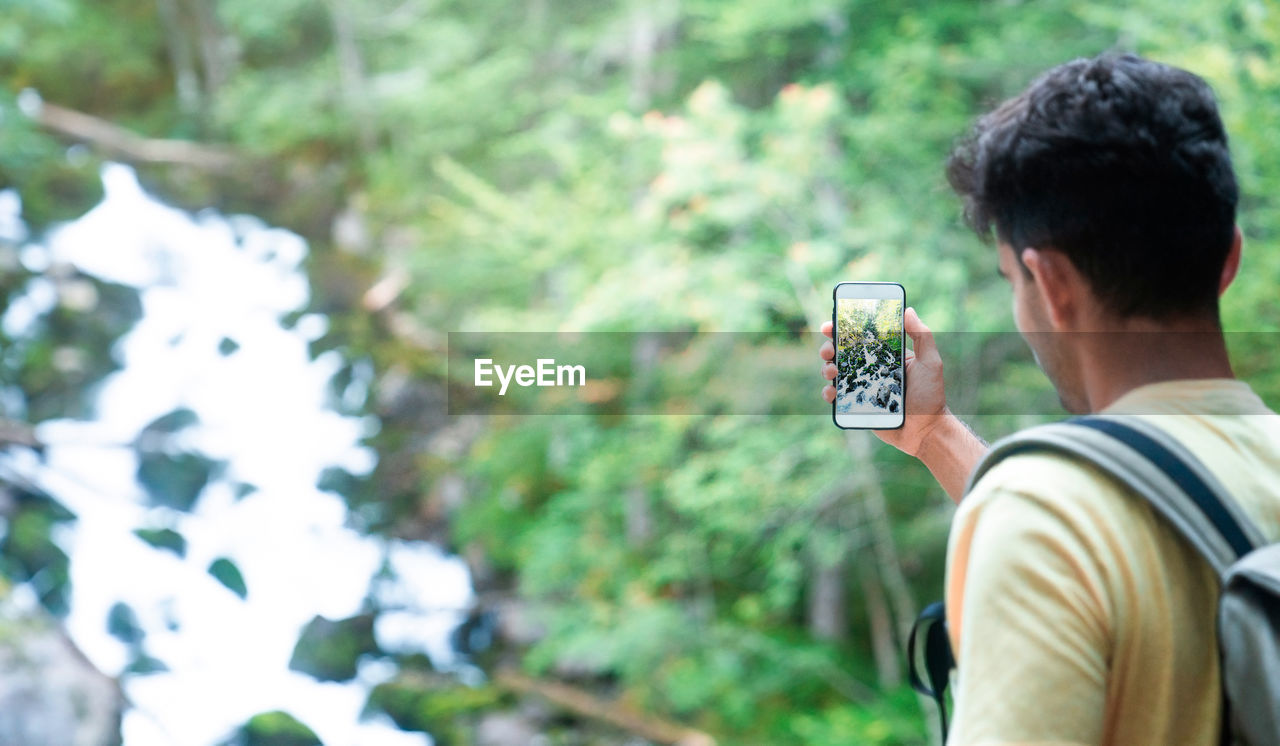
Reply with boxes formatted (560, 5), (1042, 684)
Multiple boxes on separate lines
(904, 307), (937, 358)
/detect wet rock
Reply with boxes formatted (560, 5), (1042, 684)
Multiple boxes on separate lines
(288, 613), (378, 682)
(0, 605), (123, 746)
(494, 597), (547, 648)
(365, 677), (507, 737)
(476, 711), (542, 746)
(451, 608), (497, 657)
(224, 710), (321, 746)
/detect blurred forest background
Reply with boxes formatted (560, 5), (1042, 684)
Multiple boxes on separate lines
(2, 0), (1280, 744)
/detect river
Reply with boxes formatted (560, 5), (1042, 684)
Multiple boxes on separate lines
(0, 164), (470, 745)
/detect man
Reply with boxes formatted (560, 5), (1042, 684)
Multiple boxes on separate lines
(818, 53), (1280, 744)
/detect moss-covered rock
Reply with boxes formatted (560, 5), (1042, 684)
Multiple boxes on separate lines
(364, 675), (508, 744)
(224, 710), (321, 746)
(287, 613), (377, 682)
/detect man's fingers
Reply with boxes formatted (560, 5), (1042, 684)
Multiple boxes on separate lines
(819, 340), (834, 362)
(822, 384), (836, 403)
(821, 320), (833, 339)
(822, 362), (837, 381)
(904, 306), (938, 361)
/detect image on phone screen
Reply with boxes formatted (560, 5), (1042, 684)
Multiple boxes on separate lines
(833, 283), (904, 429)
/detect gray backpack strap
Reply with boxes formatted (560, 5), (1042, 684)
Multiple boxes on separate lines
(966, 414), (1266, 577)
(1219, 543), (1280, 746)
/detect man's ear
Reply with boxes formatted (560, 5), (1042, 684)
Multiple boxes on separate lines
(1020, 248), (1080, 329)
(1219, 225), (1242, 296)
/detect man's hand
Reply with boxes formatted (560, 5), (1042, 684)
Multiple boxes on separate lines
(821, 306), (988, 502)
(821, 306), (949, 455)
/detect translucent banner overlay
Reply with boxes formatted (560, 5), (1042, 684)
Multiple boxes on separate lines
(446, 331), (1278, 416)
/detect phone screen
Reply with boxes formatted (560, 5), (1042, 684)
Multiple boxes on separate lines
(833, 283), (904, 429)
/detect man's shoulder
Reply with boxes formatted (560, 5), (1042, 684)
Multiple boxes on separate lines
(963, 411), (1280, 541)
(952, 442), (1163, 569)
(962, 446), (1132, 518)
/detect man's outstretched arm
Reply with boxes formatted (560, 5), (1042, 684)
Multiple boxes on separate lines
(820, 308), (989, 503)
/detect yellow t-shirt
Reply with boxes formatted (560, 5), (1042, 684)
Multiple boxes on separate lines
(944, 379), (1280, 745)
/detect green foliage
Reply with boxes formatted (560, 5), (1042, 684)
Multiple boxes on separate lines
(0, 271), (142, 423)
(784, 686), (927, 745)
(0, 92), (103, 225)
(421, 3), (1280, 742)
(0, 489), (74, 616)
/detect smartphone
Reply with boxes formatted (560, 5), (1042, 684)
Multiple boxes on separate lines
(832, 282), (905, 430)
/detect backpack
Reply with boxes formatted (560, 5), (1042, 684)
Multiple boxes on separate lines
(906, 414), (1280, 745)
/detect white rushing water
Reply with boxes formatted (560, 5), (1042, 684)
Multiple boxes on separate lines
(0, 164), (471, 745)
(835, 341), (902, 415)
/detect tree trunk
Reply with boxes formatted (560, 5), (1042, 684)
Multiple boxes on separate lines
(808, 554), (848, 643)
(625, 485), (653, 546)
(858, 554), (899, 686)
(628, 2), (657, 112)
(624, 332), (661, 546)
(185, 0), (230, 96)
(326, 0), (377, 153)
(845, 432), (917, 649)
(154, 0), (201, 115)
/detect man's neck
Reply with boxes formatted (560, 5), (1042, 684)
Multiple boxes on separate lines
(1077, 315), (1234, 412)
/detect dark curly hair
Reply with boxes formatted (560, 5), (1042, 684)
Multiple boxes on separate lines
(946, 53), (1238, 319)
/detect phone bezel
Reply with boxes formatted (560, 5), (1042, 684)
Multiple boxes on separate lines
(831, 281), (906, 430)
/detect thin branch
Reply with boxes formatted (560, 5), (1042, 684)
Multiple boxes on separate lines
(24, 97), (239, 171)
(493, 668), (716, 746)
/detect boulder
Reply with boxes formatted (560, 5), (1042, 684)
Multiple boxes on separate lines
(476, 711), (542, 746)
(0, 605), (123, 746)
